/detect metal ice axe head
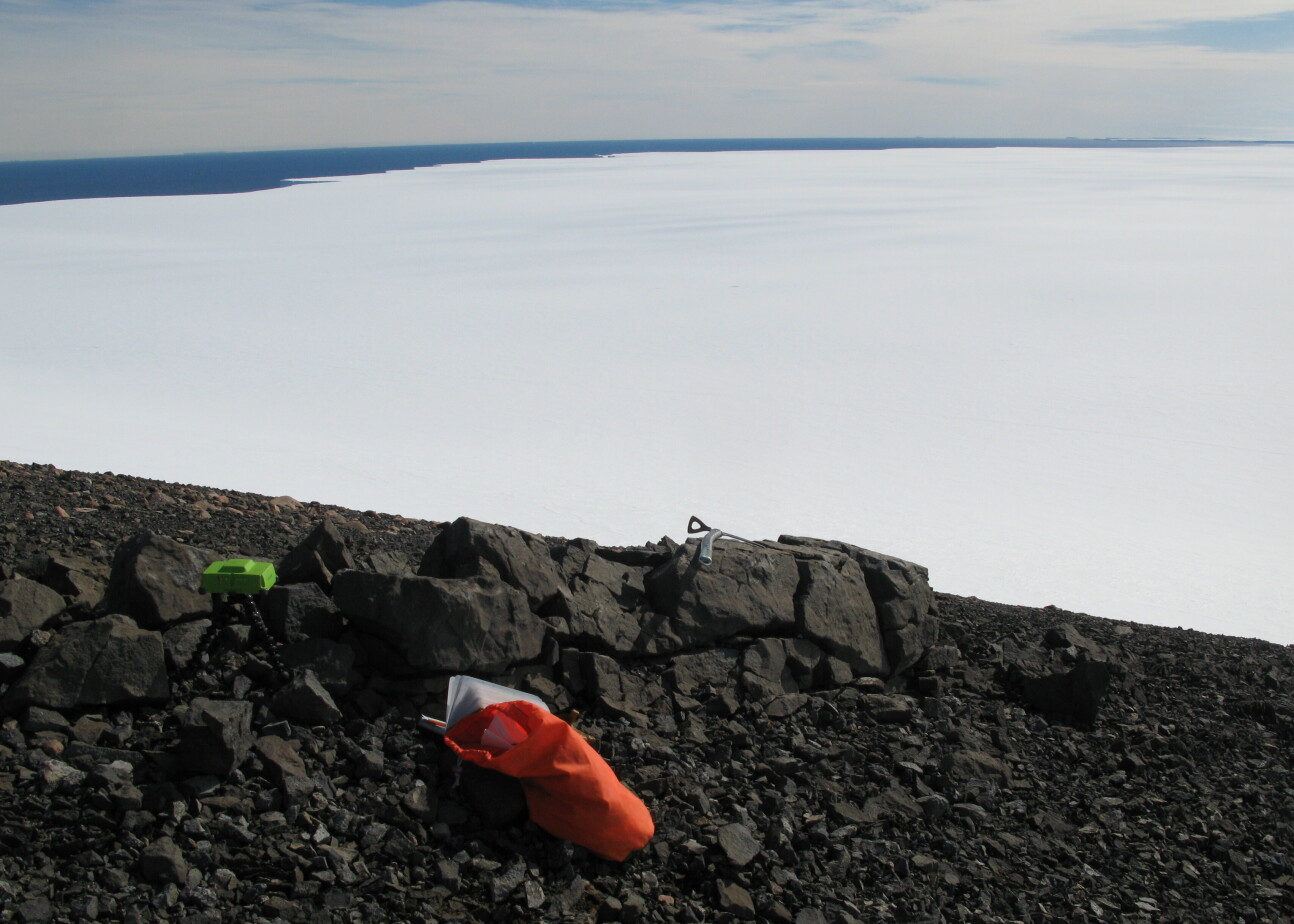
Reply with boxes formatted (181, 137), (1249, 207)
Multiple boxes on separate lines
(687, 515), (756, 565)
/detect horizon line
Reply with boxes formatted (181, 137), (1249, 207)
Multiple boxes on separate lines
(4, 135), (1291, 167)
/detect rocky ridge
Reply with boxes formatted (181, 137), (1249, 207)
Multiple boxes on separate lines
(1, 459), (1292, 924)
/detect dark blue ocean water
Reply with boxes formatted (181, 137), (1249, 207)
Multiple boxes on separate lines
(0, 137), (1268, 207)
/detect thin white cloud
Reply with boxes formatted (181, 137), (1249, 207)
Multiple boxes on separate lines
(0, 0), (1291, 158)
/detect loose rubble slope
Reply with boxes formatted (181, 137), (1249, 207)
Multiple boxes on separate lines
(1, 459), (1292, 924)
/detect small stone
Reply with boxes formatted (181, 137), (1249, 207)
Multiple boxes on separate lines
(40, 758), (86, 790)
(716, 822), (761, 867)
(717, 881), (756, 920)
(597, 896), (624, 922)
(16, 897), (53, 923)
(401, 780), (436, 822)
(436, 859), (461, 891)
(917, 794), (950, 822)
(490, 859), (526, 903)
(138, 836), (190, 885)
(794, 910), (828, 924)
(861, 693), (915, 724)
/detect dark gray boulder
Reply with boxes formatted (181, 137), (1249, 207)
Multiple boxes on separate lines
(419, 517), (571, 617)
(1021, 659), (1115, 724)
(179, 697), (253, 776)
(885, 617), (941, 676)
(789, 553), (889, 677)
(4, 614), (169, 710)
(17, 552), (108, 607)
(16, 551), (108, 608)
(104, 532), (218, 629)
(254, 735), (309, 789)
(162, 619), (212, 672)
(278, 520), (355, 592)
(861, 693), (917, 724)
(644, 541), (798, 652)
(778, 536), (939, 673)
(137, 837), (189, 885)
(271, 668), (343, 726)
(263, 582), (344, 642)
(0, 577), (66, 651)
(333, 571), (545, 674)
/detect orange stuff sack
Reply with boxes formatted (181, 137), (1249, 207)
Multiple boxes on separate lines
(444, 700), (654, 861)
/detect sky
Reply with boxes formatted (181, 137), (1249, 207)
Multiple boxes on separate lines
(2, 0), (1293, 160)
(2, 146), (1291, 643)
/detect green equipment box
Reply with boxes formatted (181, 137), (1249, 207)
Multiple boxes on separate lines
(201, 559), (278, 595)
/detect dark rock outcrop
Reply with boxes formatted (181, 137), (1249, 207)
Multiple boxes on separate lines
(333, 570), (546, 673)
(644, 540), (799, 652)
(420, 516), (571, 616)
(5, 461), (1287, 924)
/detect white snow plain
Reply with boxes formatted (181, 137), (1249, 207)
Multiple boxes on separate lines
(2, 147), (1291, 643)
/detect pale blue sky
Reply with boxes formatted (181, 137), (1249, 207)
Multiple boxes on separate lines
(2, 0), (1292, 159)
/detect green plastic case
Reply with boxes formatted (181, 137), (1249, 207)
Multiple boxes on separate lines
(200, 559), (278, 595)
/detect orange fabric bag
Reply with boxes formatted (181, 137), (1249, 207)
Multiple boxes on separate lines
(444, 700), (654, 861)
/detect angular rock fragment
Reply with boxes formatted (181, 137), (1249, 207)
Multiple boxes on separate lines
(263, 581), (345, 642)
(22, 706), (70, 734)
(271, 668), (343, 726)
(254, 735), (309, 789)
(163, 619), (212, 672)
(778, 535), (939, 673)
(280, 637), (355, 697)
(792, 554), (889, 677)
(716, 822), (761, 867)
(918, 644), (960, 672)
(419, 516), (571, 617)
(861, 693), (917, 724)
(941, 749), (1012, 787)
(277, 521), (355, 592)
(137, 837), (189, 885)
(1021, 659), (1114, 724)
(17, 552), (108, 607)
(860, 787), (924, 823)
(5, 614), (169, 711)
(0, 577), (66, 650)
(0, 651), (25, 680)
(180, 697), (253, 776)
(1044, 622), (1100, 653)
(716, 881), (756, 920)
(87, 759), (143, 811)
(742, 638), (823, 704)
(581, 652), (656, 726)
(104, 533), (218, 628)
